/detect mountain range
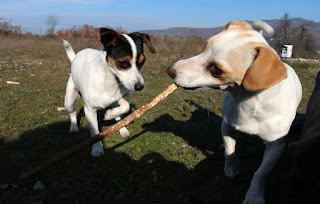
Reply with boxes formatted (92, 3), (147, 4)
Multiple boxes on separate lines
(140, 18), (320, 48)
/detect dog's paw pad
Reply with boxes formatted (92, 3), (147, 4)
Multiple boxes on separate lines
(119, 127), (130, 138)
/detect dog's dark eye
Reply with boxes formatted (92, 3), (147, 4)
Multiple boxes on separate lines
(117, 61), (130, 69)
(208, 63), (223, 76)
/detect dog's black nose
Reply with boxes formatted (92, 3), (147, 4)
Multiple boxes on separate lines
(167, 66), (176, 79)
(134, 83), (144, 91)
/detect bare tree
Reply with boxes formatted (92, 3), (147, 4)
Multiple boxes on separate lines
(12, 25), (22, 34)
(0, 17), (12, 34)
(46, 15), (59, 36)
(293, 23), (319, 58)
(272, 13), (319, 59)
(272, 13), (294, 48)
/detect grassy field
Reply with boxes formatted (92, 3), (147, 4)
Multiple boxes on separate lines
(0, 34), (319, 203)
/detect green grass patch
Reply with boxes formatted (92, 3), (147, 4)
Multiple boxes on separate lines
(0, 36), (319, 203)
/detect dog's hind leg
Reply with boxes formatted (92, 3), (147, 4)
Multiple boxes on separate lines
(64, 76), (81, 133)
(243, 137), (286, 204)
(222, 121), (240, 178)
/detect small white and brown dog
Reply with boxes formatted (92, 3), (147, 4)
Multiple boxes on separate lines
(63, 28), (155, 157)
(167, 20), (302, 203)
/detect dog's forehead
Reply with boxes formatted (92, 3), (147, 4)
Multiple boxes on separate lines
(204, 28), (266, 57)
(128, 34), (145, 55)
(108, 35), (133, 58)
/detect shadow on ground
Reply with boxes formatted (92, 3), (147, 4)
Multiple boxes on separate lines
(0, 101), (303, 203)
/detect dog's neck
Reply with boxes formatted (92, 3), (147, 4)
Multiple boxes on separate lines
(226, 84), (259, 101)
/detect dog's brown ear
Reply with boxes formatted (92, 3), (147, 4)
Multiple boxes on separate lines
(142, 33), (156, 54)
(131, 32), (156, 53)
(99, 28), (120, 47)
(222, 21), (252, 32)
(242, 47), (287, 91)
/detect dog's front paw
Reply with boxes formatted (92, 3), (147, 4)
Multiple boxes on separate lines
(104, 110), (116, 120)
(119, 127), (130, 138)
(69, 123), (79, 133)
(91, 142), (104, 157)
(243, 193), (265, 204)
(242, 174), (265, 204)
(224, 153), (240, 178)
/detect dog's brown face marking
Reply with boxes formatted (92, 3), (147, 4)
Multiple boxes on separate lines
(116, 56), (133, 70)
(99, 28), (155, 74)
(138, 54), (145, 65)
(137, 54), (146, 71)
(107, 55), (132, 71)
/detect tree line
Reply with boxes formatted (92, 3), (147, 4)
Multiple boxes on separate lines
(56, 24), (100, 38)
(1, 14), (318, 58)
(0, 17), (22, 35)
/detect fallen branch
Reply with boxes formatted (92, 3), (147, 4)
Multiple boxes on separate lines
(20, 83), (178, 180)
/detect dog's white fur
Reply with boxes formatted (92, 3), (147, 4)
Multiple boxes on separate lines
(168, 21), (302, 203)
(63, 36), (143, 156)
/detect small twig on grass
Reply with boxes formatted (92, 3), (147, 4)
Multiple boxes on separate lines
(19, 83), (178, 180)
(7, 81), (20, 85)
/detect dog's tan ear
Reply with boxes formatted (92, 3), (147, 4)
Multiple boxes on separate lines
(242, 47), (287, 91)
(130, 32), (156, 53)
(142, 34), (156, 54)
(222, 21), (252, 32)
(99, 28), (120, 47)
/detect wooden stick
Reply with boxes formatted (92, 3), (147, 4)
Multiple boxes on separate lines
(20, 84), (178, 180)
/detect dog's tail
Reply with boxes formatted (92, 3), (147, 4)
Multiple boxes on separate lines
(62, 40), (76, 62)
(253, 20), (274, 35)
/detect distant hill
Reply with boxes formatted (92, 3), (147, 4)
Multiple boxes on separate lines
(139, 18), (320, 49)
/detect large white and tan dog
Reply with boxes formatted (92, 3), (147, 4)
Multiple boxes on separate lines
(167, 21), (302, 203)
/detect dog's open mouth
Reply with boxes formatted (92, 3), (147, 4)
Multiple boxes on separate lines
(173, 83), (205, 92)
(173, 83), (202, 92)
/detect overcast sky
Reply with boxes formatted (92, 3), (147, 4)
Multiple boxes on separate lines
(0, 0), (319, 34)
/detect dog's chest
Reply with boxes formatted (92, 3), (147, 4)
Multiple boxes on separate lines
(71, 51), (127, 109)
(221, 92), (269, 135)
(83, 75), (127, 109)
